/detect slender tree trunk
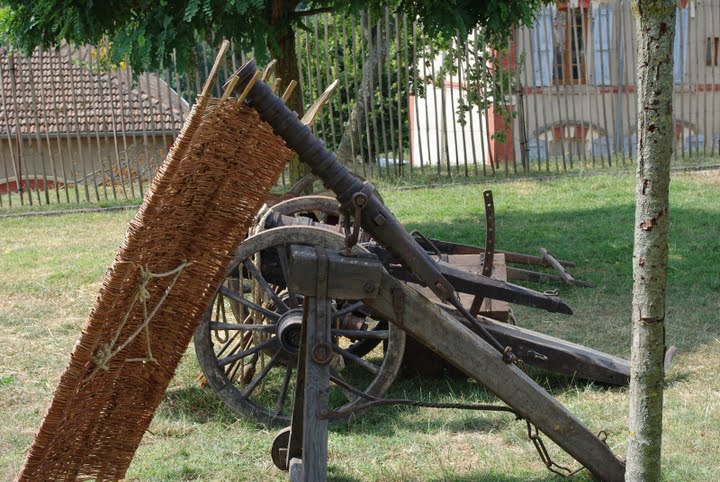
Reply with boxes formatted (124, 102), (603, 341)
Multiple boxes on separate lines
(269, 0), (309, 186)
(626, 2), (675, 480)
(335, 12), (388, 164)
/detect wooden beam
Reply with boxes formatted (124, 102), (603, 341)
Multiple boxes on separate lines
(423, 238), (577, 268)
(466, 313), (629, 385)
(363, 273), (625, 481)
(540, 247), (576, 285)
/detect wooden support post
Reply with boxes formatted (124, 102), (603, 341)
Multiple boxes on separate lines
(285, 246), (333, 482)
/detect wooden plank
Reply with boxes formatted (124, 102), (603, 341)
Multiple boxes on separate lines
(289, 458), (303, 482)
(300, 296), (331, 482)
(408, 254), (508, 321)
(422, 237), (577, 268)
(466, 314), (629, 385)
(363, 274), (626, 481)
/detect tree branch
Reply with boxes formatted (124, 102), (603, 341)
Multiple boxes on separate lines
(292, 7), (334, 18)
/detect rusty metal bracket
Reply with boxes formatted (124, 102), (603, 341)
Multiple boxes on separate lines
(344, 192), (367, 256)
(470, 190), (496, 316)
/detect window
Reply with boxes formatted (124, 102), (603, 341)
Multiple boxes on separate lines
(531, 7), (554, 87)
(674, 8), (688, 84)
(554, 8), (588, 85)
(593, 5), (614, 85)
(706, 37), (719, 66)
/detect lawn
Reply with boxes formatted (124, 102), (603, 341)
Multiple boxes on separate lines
(1, 171), (718, 481)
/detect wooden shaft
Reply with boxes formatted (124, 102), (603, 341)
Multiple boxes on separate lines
(363, 273), (625, 481)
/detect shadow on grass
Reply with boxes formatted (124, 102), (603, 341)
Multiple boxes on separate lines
(400, 203), (720, 359)
(160, 385), (238, 424)
(427, 472), (574, 482)
(328, 466), (573, 482)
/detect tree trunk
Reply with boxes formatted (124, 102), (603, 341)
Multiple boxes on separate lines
(335, 12), (388, 164)
(269, 0), (309, 186)
(626, 2), (675, 480)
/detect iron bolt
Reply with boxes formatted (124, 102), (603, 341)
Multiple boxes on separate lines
(363, 281), (376, 293)
(353, 193), (367, 206)
(311, 343), (333, 365)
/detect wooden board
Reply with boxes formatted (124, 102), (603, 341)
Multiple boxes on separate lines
(410, 253), (509, 321)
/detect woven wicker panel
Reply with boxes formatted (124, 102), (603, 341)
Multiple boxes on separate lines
(18, 98), (293, 481)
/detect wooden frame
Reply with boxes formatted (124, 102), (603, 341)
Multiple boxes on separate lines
(554, 8), (589, 85)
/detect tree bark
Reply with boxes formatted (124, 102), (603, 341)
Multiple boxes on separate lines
(626, 2), (675, 480)
(335, 12), (388, 164)
(269, 0), (309, 186)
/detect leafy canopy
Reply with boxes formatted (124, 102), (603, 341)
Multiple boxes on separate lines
(1, 0), (548, 74)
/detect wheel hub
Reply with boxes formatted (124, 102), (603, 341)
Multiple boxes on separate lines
(275, 309), (304, 354)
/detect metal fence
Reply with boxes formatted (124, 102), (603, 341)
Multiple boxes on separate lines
(1, 1), (718, 208)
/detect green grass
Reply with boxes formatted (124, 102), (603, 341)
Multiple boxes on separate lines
(1, 171), (719, 480)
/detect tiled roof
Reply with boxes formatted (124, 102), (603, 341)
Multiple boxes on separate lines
(0, 45), (189, 137)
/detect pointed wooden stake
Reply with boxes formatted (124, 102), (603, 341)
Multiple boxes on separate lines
(262, 59), (278, 82)
(237, 70), (262, 104)
(200, 40), (230, 98)
(221, 75), (239, 100)
(282, 80), (298, 103)
(301, 79), (339, 126)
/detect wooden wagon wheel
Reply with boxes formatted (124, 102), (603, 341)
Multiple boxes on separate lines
(267, 194), (345, 227)
(194, 226), (405, 427)
(254, 195), (382, 357)
(223, 196), (347, 322)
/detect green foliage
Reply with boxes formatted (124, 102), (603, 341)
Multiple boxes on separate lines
(397, 0), (549, 47)
(1, 0), (273, 72)
(0, 0), (552, 145)
(1, 0), (551, 75)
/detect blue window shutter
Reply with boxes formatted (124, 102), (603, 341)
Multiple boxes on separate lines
(674, 8), (688, 84)
(532, 8), (553, 87)
(593, 5), (614, 85)
(528, 138), (547, 160)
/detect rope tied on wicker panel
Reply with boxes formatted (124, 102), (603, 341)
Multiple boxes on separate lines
(85, 260), (192, 382)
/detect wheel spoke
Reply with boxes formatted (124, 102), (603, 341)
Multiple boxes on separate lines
(215, 329), (243, 358)
(329, 368), (356, 403)
(243, 259), (289, 313)
(275, 245), (300, 308)
(332, 344), (380, 375)
(218, 337), (276, 367)
(227, 352), (255, 383)
(219, 286), (280, 322)
(241, 351), (281, 398)
(210, 322), (276, 333)
(331, 328), (389, 340)
(331, 301), (366, 320)
(274, 364), (293, 416)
